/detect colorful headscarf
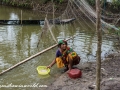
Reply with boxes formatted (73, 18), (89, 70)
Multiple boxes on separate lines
(58, 40), (67, 47)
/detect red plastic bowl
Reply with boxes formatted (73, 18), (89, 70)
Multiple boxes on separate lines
(68, 69), (82, 79)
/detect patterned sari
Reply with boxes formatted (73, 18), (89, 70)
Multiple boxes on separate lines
(56, 47), (80, 68)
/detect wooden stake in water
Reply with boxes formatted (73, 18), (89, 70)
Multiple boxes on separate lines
(53, 1), (55, 25)
(21, 10), (22, 25)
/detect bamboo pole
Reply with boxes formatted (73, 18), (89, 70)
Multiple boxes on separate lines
(21, 10), (22, 25)
(96, 0), (102, 90)
(53, 1), (55, 25)
(0, 35), (77, 75)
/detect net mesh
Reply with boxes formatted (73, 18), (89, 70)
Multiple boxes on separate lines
(58, 0), (119, 31)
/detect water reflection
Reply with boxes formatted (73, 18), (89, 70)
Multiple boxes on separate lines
(0, 5), (53, 20)
(9, 13), (19, 20)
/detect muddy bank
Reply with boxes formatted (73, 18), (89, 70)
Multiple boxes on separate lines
(45, 52), (120, 90)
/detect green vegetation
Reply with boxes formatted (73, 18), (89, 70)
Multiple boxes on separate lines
(0, 0), (120, 14)
(87, 0), (120, 12)
(108, 27), (120, 39)
(116, 28), (120, 36)
(109, 0), (120, 11)
(0, 0), (64, 9)
(87, 0), (95, 6)
(0, 0), (32, 8)
(35, 0), (63, 4)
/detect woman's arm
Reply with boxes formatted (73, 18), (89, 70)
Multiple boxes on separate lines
(47, 49), (61, 68)
(47, 59), (56, 68)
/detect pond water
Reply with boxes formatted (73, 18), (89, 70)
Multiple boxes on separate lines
(0, 5), (119, 90)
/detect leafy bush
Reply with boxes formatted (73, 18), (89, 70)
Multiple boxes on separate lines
(110, 0), (120, 10)
(87, 0), (95, 6)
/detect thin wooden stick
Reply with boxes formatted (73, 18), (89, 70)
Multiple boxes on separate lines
(21, 10), (22, 25)
(0, 35), (77, 75)
(46, 17), (57, 43)
(37, 13), (48, 48)
(53, 1), (55, 25)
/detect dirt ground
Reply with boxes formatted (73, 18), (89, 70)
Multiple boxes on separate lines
(45, 52), (120, 90)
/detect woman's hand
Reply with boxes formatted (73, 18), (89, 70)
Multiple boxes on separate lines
(47, 65), (51, 68)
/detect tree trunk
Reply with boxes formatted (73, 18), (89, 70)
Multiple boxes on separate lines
(96, 0), (102, 90)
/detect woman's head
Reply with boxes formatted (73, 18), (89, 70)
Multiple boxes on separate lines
(58, 40), (67, 49)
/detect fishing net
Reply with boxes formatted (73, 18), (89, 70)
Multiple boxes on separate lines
(37, 14), (57, 48)
(59, 0), (119, 31)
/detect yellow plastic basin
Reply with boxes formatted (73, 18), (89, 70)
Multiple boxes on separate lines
(37, 66), (50, 75)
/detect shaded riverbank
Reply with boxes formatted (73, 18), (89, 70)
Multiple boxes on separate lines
(0, 0), (68, 14)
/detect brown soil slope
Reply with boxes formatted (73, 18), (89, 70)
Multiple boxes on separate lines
(46, 55), (120, 90)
